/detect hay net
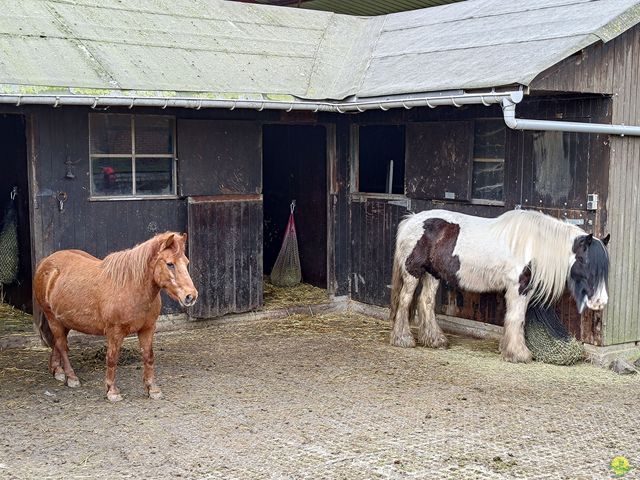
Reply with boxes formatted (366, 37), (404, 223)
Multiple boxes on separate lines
(270, 201), (301, 287)
(0, 187), (19, 285)
(524, 305), (584, 365)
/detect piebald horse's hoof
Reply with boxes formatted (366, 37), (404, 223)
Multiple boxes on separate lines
(501, 349), (533, 364)
(66, 377), (81, 388)
(420, 334), (449, 349)
(54, 371), (66, 383)
(390, 333), (416, 348)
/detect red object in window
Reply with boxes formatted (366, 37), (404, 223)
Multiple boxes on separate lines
(102, 166), (117, 189)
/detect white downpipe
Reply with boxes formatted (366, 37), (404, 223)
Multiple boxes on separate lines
(0, 90), (523, 113)
(502, 97), (640, 136)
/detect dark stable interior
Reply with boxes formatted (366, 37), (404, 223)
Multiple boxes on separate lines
(0, 114), (31, 312)
(262, 124), (327, 289)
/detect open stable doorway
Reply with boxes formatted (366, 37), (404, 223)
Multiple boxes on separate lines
(0, 114), (31, 313)
(262, 125), (327, 289)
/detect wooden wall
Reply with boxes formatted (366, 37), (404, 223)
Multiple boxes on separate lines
(26, 105), (348, 317)
(532, 23), (640, 345)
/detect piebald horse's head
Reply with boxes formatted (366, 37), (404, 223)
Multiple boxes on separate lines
(568, 233), (610, 314)
(153, 233), (198, 308)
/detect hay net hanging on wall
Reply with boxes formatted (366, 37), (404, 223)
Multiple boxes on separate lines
(0, 187), (19, 286)
(270, 200), (301, 287)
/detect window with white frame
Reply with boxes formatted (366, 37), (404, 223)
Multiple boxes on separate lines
(471, 119), (505, 202)
(89, 114), (176, 197)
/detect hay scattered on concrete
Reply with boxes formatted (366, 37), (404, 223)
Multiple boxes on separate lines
(263, 280), (329, 310)
(0, 302), (32, 335)
(87, 344), (141, 366)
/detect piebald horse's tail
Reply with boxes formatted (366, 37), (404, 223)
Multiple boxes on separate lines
(388, 251), (403, 326)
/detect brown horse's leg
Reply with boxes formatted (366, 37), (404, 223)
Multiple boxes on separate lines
(105, 330), (125, 402)
(54, 327), (80, 388)
(43, 311), (76, 385)
(138, 326), (162, 400)
(49, 345), (64, 382)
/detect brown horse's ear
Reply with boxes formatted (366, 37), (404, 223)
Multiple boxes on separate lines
(160, 233), (176, 252)
(182, 232), (188, 243)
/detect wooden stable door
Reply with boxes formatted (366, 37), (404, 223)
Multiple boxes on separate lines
(177, 119), (263, 318)
(187, 195), (263, 318)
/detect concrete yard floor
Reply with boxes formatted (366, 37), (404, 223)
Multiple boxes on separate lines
(0, 312), (639, 480)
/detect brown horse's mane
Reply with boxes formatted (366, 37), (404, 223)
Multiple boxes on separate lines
(100, 232), (179, 287)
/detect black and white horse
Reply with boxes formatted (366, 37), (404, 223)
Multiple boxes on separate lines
(389, 209), (610, 362)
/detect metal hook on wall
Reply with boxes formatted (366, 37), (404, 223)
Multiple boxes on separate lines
(10, 186), (17, 200)
(56, 191), (68, 212)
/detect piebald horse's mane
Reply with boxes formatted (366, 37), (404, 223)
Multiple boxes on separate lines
(101, 232), (180, 286)
(490, 210), (584, 306)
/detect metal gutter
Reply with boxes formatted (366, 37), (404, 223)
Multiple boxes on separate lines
(502, 97), (640, 136)
(5, 89), (639, 137)
(0, 89), (523, 113)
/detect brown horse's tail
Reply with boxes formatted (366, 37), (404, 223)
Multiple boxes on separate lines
(388, 249), (403, 327)
(33, 304), (53, 348)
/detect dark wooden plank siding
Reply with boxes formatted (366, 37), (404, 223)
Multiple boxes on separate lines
(187, 196), (263, 318)
(405, 122), (473, 201)
(350, 199), (408, 306)
(177, 119), (262, 196)
(515, 97), (611, 212)
(329, 120), (351, 296)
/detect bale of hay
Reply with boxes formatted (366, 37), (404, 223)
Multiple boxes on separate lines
(524, 306), (584, 365)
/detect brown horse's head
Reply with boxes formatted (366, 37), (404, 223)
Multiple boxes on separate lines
(153, 233), (198, 308)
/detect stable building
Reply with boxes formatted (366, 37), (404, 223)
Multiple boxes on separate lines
(1, 0), (639, 361)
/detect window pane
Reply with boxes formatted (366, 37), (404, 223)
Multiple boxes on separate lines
(91, 158), (133, 196)
(474, 120), (505, 159)
(90, 115), (131, 154)
(135, 158), (174, 195)
(358, 125), (405, 194)
(135, 116), (174, 154)
(472, 161), (504, 201)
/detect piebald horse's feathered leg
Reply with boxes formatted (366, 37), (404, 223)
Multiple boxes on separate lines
(390, 271), (419, 348)
(416, 274), (448, 348)
(500, 286), (533, 363)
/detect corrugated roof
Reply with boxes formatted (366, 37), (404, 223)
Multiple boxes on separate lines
(0, 0), (639, 102)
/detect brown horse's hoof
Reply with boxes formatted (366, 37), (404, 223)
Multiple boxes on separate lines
(66, 377), (81, 388)
(107, 391), (123, 402)
(148, 388), (163, 400)
(54, 371), (66, 383)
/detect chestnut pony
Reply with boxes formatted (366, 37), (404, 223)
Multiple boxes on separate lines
(33, 232), (198, 402)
